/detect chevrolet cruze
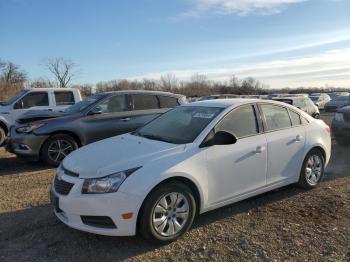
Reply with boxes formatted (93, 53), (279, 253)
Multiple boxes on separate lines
(51, 99), (331, 243)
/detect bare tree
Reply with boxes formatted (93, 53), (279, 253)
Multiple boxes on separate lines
(0, 61), (27, 84)
(46, 58), (76, 88)
(160, 73), (178, 91)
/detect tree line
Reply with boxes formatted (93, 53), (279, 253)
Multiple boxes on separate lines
(1, 58), (349, 101)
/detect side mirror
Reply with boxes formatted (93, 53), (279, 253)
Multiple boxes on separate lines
(14, 100), (24, 109)
(201, 131), (237, 147)
(89, 106), (103, 115)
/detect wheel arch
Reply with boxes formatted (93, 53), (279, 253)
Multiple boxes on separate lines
(39, 130), (82, 157)
(136, 176), (203, 231)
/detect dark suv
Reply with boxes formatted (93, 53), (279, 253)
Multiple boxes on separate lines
(6, 90), (186, 166)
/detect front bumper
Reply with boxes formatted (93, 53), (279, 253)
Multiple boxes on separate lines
(5, 127), (48, 158)
(50, 170), (143, 236)
(331, 120), (350, 140)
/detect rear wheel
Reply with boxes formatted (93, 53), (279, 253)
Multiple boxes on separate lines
(298, 149), (325, 189)
(0, 126), (6, 146)
(41, 134), (78, 166)
(139, 182), (196, 243)
(313, 113), (320, 119)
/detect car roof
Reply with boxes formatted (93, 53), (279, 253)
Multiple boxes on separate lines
(185, 98), (290, 108)
(101, 90), (184, 97)
(24, 87), (78, 91)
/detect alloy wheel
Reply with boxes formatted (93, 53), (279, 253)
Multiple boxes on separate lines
(152, 192), (189, 237)
(47, 139), (74, 163)
(305, 154), (323, 186)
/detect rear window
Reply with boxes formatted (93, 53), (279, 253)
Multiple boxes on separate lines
(261, 104), (292, 131)
(54, 91), (75, 106)
(132, 94), (159, 110)
(158, 96), (179, 108)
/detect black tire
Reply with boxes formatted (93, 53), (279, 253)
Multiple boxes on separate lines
(139, 182), (196, 243)
(0, 126), (6, 146)
(41, 134), (78, 166)
(298, 149), (325, 189)
(313, 113), (320, 119)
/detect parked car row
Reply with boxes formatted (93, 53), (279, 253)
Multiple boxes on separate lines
(0, 89), (334, 243)
(50, 98), (331, 242)
(5, 90), (186, 166)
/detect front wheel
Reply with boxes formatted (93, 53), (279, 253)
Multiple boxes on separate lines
(298, 149), (325, 189)
(139, 182), (196, 243)
(41, 134), (78, 166)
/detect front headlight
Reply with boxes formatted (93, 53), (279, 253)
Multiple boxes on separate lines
(82, 167), (141, 194)
(335, 113), (344, 122)
(16, 123), (45, 134)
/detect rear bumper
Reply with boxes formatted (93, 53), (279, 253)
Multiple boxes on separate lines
(5, 128), (48, 158)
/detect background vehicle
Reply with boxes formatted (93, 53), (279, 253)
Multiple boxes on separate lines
(0, 88), (82, 145)
(331, 106), (350, 145)
(273, 96), (320, 118)
(6, 90), (186, 166)
(327, 92), (350, 100)
(324, 95), (350, 112)
(199, 94), (239, 101)
(309, 93), (331, 109)
(51, 99), (331, 243)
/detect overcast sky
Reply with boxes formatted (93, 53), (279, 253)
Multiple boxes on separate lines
(1, 0), (349, 88)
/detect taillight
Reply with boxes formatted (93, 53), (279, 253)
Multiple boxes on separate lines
(325, 126), (331, 134)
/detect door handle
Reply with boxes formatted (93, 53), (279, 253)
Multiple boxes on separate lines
(255, 145), (266, 153)
(295, 135), (303, 142)
(120, 117), (131, 121)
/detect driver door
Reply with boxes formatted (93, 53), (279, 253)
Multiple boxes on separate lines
(10, 91), (50, 124)
(205, 104), (267, 206)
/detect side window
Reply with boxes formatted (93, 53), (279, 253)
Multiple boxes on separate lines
(289, 110), (301, 126)
(54, 91), (75, 106)
(15, 92), (49, 109)
(96, 95), (128, 113)
(261, 104), (292, 131)
(216, 105), (259, 138)
(158, 96), (178, 108)
(132, 94), (159, 110)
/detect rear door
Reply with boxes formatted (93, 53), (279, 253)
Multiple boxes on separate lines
(127, 94), (169, 130)
(79, 94), (134, 144)
(53, 91), (76, 111)
(259, 103), (306, 185)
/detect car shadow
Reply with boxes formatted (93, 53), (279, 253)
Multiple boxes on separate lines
(0, 152), (52, 176)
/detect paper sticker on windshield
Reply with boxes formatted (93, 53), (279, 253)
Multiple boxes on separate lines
(193, 112), (215, 119)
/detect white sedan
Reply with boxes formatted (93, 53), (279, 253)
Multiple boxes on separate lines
(51, 99), (331, 242)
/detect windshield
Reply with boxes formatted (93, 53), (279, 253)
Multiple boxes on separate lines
(0, 90), (28, 106)
(134, 106), (223, 144)
(64, 94), (105, 114)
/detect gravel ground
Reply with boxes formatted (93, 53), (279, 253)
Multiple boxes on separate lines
(0, 113), (349, 261)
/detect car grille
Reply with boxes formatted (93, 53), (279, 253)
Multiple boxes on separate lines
(344, 113), (350, 123)
(81, 216), (117, 229)
(54, 176), (74, 195)
(62, 166), (79, 177)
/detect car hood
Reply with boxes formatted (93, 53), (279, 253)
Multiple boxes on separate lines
(62, 134), (187, 179)
(17, 109), (67, 124)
